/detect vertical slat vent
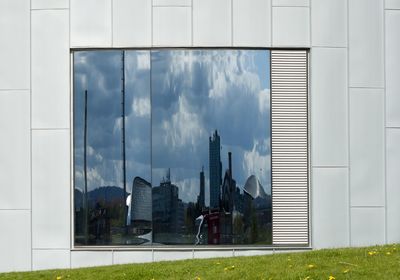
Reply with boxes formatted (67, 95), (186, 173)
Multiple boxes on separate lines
(271, 50), (309, 246)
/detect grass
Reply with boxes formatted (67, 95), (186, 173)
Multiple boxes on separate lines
(1, 244), (399, 280)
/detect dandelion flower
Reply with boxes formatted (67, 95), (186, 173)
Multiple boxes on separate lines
(368, 251), (377, 256)
(307, 264), (316, 269)
(328, 276), (336, 280)
(56, 276), (62, 280)
(195, 276), (201, 280)
(386, 252), (392, 255)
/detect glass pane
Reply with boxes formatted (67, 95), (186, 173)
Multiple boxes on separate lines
(73, 50), (151, 245)
(124, 51), (152, 245)
(151, 50), (272, 245)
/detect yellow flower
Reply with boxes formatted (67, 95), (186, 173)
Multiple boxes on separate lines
(386, 252), (392, 255)
(287, 257), (291, 261)
(307, 264), (316, 269)
(216, 262), (221, 265)
(304, 276), (311, 280)
(328, 276), (336, 280)
(56, 277), (62, 280)
(343, 269), (350, 274)
(195, 276), (201, 280)
(368, 251), (377, 256)
(224, 265), (235, 271)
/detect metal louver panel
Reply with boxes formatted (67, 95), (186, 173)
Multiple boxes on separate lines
(271, 50), (309, 246)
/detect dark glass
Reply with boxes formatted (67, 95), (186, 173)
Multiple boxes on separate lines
(74, 49), (271, 246)
(151, 50), (272, 245)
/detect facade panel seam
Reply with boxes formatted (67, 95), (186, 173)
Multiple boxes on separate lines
(346, 0), (351, 246)
(31, 8), (69, 11)
(30, 0), (33, 271)
(383, 0), (388, 245)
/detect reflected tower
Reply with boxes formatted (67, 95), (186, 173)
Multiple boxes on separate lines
(209, 130), (222, 209)
(198, 166), (205, 208)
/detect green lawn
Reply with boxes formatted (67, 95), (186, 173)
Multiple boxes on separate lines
(1, 244), (399, 280)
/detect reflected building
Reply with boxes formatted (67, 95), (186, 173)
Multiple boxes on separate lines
(221, 152), (236, 213)
(209, 130), (222, 209)
(130, 177), (152, 237)
(197, 166), (205, 209)
(152, 170), (185, 243)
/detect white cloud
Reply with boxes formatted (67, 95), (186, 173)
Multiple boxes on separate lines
(259, 88), (271, 114)
(161, 95), (205, 149)
(136, 52), (150, 70)
(132, 97), (150, 117)
(242, 138), (271, 189)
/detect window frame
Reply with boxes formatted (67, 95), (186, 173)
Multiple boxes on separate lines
(69, 47), (311, 250)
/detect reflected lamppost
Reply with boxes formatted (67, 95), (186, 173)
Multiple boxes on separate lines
(121, 50), (128, 230)
(84, 89), (89, 244)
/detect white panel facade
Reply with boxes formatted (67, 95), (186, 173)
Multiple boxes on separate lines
(32, 130), (70, 249)
(32, 0), (69, 9)
(112, 0), (151, 47)
(311, 48), (348, 166)
(349, 0), (384, 88)
(386, 129), (400, 243)
(311, 0), (347, 47)
(272, 7), (310, 47)
(32, 10), (69, 129)
(386, 0), (400, 9)
(312, 168), (349, 248)
(113, 251), (153, 264)
(153, 7), (191, 46)
(233, 0), (271, 47)
(70, 0), (112, 47)
(272, 0), (309, 6)
(32, 249), (70, 270)
(153, 0), (191, 5)
(153, 251), (193, 262)
(0, 210), (31, 272)
(351, 207), (385, 246)
(71, 251), (113, 268)
(0, 91), (30, 210)
(0, 0), (30, 89)
(349, 89), (385, 207)
(193, 0), (232, 46)
(385, 10), (400, 127)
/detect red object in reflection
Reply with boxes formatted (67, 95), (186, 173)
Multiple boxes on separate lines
(206, 212), (220, 245)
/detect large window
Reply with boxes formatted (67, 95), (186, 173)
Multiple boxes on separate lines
(73, 49), (272, 246)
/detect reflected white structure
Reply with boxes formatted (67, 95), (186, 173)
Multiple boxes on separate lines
(244, 175), (267, 199)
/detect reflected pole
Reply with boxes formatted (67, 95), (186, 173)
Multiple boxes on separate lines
(84, 89), (89, 244)
(121, 51), (127, 229)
